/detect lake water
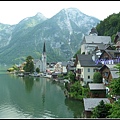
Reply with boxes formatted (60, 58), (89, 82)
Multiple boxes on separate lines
(0, 66), (84, 118)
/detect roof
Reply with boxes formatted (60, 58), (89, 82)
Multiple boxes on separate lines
(99, 49), (120, 60)
(84, 36), (111, 44)
(89, 83), (106, 90)
(33, 59), (41, 63)
(106, 64), (118, 70)
(83, 98), (110, 111)
(89, 27), (98, 35)
(43, 41), (46, 53)
(85, 43), (105, 50)
(116, 32), (120, 37)
(77, 54), (102, 67)
(110, 70), (119, 79)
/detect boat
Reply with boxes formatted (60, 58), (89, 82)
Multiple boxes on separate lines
(18, 73), (24, 77)
(29, 72), (40, 77)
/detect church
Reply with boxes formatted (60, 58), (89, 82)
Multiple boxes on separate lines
(34, 41), (47, 73)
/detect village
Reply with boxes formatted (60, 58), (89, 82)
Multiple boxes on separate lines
(7, 27), (120, 118)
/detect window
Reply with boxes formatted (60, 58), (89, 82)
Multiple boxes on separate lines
(104, 72), (109, 77)
(88, 76), (90, 79)
(88, 68), (90, 72)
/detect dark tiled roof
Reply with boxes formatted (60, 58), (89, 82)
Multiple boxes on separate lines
(77, 54), (102, 67)
(99, 49), (120, 59)
(89, 27), (98, 35)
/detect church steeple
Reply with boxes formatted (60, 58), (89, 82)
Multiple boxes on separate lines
(41, 41), (47, 73)
(43, 41), (46, 54)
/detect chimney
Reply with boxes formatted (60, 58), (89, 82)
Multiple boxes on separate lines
(92, 54), (96, 61)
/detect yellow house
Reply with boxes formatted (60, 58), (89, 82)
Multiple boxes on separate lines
(75, 54), (102, 86)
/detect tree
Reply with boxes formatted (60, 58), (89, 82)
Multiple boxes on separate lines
(109, 78), (120, 96)
(91, 100), (112, 118)
(36, 67), (40, 73)
(114, 63), (120, 77)
(67, 71), (76, 83)
(108, 99), (120, 118)
(109, 63), (120, 96)
(93, 72), (102, 83)
(23, 56), (34, 73)
(69, 81), (83, 100)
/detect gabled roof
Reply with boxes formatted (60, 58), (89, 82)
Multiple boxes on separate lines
(89, 83), (106, 90)
(99, 64), (117, 71)
(110, 70), (119, 79)
(89, 27), (98, 35)
(106, 64), (118, 70)
(83, 98), (110, 111)
(33, 59), (41, 64)
(99, 49), (120, 59)
(84, 36), (111, 44)
(77, 54), (102, 67)
(114, 32), (120, 44)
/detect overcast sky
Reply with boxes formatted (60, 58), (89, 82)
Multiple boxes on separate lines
(0, 1), (120, 25)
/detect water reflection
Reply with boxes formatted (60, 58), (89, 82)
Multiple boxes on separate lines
(0, 69), (84, 118)
(64, 98), (84, 118)
(23, 76), (34, 93)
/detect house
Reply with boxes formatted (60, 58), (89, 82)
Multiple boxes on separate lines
(99, 64), (119, 86)
(83, 98), (110, 118)
(61, 61), (68, 74)
(74, 54), (102, 86)
(88, 83), (106, 98)
(98, 49), (120, 65)
(81, 34), (111, 54)
(114, 32), (120, 44)
(33, 59), (41, 71)
(113, 32), (120, 51)
(54, 62), (63, 73)
(66, 60), (76, 73)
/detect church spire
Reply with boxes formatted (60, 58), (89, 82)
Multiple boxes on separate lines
(43, 41), (46, 53)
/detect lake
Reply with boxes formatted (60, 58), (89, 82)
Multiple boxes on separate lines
(0, 65), (84, 118)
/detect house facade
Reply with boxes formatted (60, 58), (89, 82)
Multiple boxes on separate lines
(88, 83), (106, 98)
(81, 35), (111, 55)
(75, 54), (102, 86)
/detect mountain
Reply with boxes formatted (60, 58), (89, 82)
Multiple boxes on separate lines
(0, 8), (100, 65)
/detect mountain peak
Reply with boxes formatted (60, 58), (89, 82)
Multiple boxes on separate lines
(35, 12), (47, 20)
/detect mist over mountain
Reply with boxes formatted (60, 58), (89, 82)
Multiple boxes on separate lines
(0, 8), (100, 65)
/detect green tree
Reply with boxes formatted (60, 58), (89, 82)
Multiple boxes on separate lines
(69, 81), (83, 100)
(108, 99), (120, 118)
(23, 56), (34, 73)
(93, 72), (102, 83)
(67, 71), (76, 83)
(12, 64), (19, 71)
(96, 12), (120, 42)
(91, 100), (112, 118)
(114, 63), (120, 77)
(109, 78), (120, 96)
(109, 63), (120, 96)
(36, 67), (40, 73)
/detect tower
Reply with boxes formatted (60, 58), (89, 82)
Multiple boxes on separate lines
(41, 41), (47, 73)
